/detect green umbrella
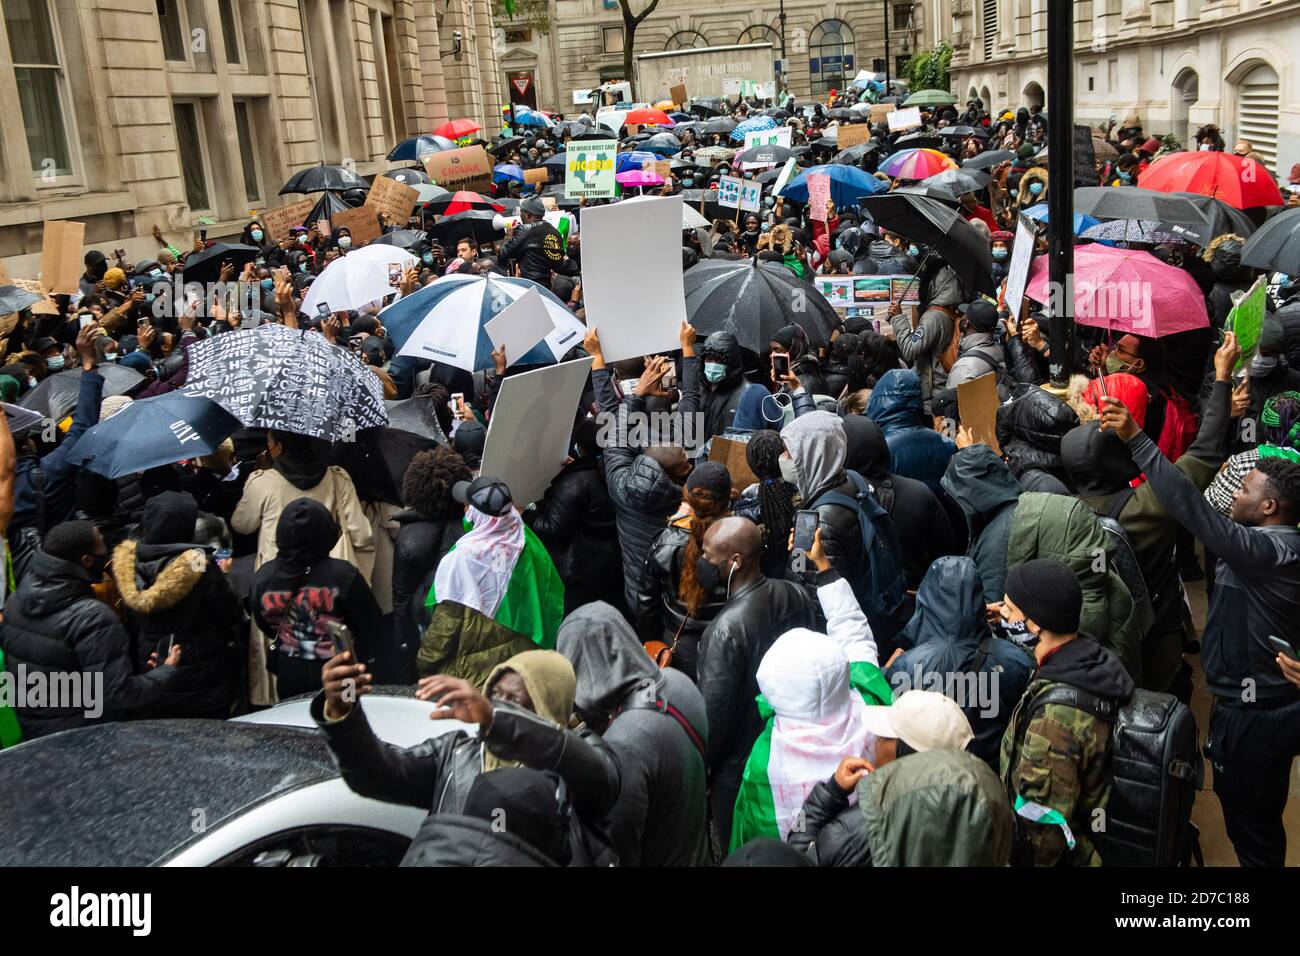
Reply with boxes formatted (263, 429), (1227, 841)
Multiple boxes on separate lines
(904, 89), (958, 107)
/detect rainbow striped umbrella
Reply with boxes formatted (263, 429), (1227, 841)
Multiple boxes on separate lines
(879, 148), (957, 180)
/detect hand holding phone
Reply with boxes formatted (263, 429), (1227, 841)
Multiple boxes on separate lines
(326, 621), (356, 662)
(771, 351), (791, 380)
(1269, 635), (1299, 662)
(316, 302), (331, 322)
(792, 509), (819, 554)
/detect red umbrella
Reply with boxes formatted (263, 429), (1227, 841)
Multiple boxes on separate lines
(423, 190), (503, 215)
(624, 107), (674, 127)
(432, 118), (482, 139)
(1138, 151), (1283, 209)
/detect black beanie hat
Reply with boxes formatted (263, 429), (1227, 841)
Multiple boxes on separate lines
(1005, 558), (1082, 635)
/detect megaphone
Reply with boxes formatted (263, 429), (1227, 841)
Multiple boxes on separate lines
(492, 213), (520, 231)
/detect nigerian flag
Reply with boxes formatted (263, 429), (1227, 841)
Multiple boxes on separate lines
(729, 661), (893, 852)
(426, 512), (564, 650)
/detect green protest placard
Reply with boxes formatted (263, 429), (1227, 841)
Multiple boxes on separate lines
(1226, 276), (1267, 372)
(565, 138), (617, 199)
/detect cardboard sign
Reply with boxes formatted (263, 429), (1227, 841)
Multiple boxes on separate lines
(579, 196), (686, 363)
(836, 123), (873, 149)
(478, 357), (595, 507)
(807, 173), (832, 220)
(0, 259), (10, 285)
(564, 137), (617, 198)
(483, 286), (557, 367)
(709, 436), (759, 490)
(424, 145), (493, 193)
(887, 107), (923, 132)
(869, 103), (897, 125)
(670, 83), (688, 107)
(1002, 212), (1037, 320)
(263, 198), (316, 243)
(330, 206), (382, 246)
(523, 167), (550, 186)
(957, 372), (1002, 455)
(654, 160), (672, 180)
(365, 176), (420, 225)
(41, 220), (85, 295)
(12, 278), (60, 315)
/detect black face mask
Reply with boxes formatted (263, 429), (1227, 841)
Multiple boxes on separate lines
(695, 555), (733, 596)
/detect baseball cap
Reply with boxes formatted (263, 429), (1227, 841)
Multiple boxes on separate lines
(959, 298), (999, 332)
(452, 474), (513, 516)
(860, 690), (974, 752)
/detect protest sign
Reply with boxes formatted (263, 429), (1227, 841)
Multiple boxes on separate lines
(814, 276), (853, 309)
(957, 373), (1002, 455)
(836, 123), (872, 149)
(479, 357), (595, 507)
(331, 206), (382, 246)
(887, 107), (923, 132)
(41, 220), (85, 295)
(869, 103), (896, 125)
(523, 167), (550, 186)
(807, 173), (832, 220)
(670, 83), (688, 107)
(889, 275), (921, 305)
(0, 259), (9, 285)
(564, 137), (617, 198)
(263, 198), (316, 242)
(11, 278), (58, 315)
(722, 79), (743, 96)
(580, 196), (686, 363)
(741, 126), (791, 169)
(483, 286), (557, 368)
(1226, 276), (1268, 371)
(365, 176), (419, 225)
(423, 145), (493, 193)
(717, 175), (744, 209)
(852, 276), (892, 303)
(1002, 212), (1037, 320)
(738, 180), (762, 213)
(710, 435), (760, 489)
(773, 158), (798, 196)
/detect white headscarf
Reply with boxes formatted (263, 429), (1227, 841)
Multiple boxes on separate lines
(432, 505), (525, 618)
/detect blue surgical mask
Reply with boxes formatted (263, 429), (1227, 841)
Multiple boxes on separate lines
(992, 247), (1008, 261)
(1028, 181), (1044, 195)
(102, 353), (118, 362)
(422, 252), (434, 265)
(682, 178), (694, 187)
(261, 278), (274, 293)
(47, 356), (65, 372)
(907, 245), (920, 257)
(704, 361), (727, 383)
(299, 262), (309, 274)
(251, 229), (264, 242)
(1118, 170), (1133, 183)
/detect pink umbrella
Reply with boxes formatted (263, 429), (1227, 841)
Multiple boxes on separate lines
(616, 169), (665, 187)
(1023, 244), (1208, 337)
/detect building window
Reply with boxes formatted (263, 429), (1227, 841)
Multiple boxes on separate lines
(1235, 62), (1279, 174)
(738, 24), (778, 46)
(896, 55), (909, 77)
(982, 0), (997, 59)
(665, 30), (708, 51)
(233, 99), (261, 203)
(809, 19), (854, 94)
(3, 0), (74, 178)
(504, 27), (532, 43)
(173, 101), (211, 212)
(158, 0), (188, 61)
(217, 0), (241, 64)
(602, 26), (624, 54)
(893, 3), (913, 30)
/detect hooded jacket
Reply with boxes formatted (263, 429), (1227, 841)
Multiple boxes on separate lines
(112, 491), (245, 717)
(887, 557), (1034, 765)
(843, 415), (956, 587)
(699, 333), (751, 439)
(791, 749), (1016, 866)
(889, 268), (960, 409)
(557, 602), (711, 866)
(1017, 167), (1049, 209)
(526, 452), (621, 606)
(1007, 493), (1144, 682)
(1, 549), (179, 739)
(996, 385), (1079, 495)
(399, 814), (560, 867)
(391, 507), (465, 656)
(1000, 636), (1135, 866)
(940, 444), (1022, 604)
(865, 369), (955, 492)
(12, 370), (103, 538)
(1062, 380), (1232, 693)
(593, 362), (700, 610)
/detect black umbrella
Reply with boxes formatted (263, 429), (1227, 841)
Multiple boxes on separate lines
(702, 117), (737, 135)
(385, 395), (451, 444)
(734, 144), (798, 166)
(428, 209), (506, 245)
(919, 167), (992, 199)
(938, 125), (988, 139)
(832, 143), (881, 166)
(570, 130), (616, 142)
(892, 131), (944, 151)
(487, 136), (525, 156)
(20, 365), (145, 422)
(679, 189), (731, 221)
(689, 102), (724, 118)
(859, 192), (995, 296)
(1170, 191), (1257, 240)
(335, 425), (442, 506)
(309, 190), (353, 227)
(752, 167), (791, 186)
(381, 167), (430, 186)
(386, 135), (457, 163)
(542, 153), (568, 171)
(1241, 206), (1300, 275)
(1082, 186), (1204, 233)
(893, 183), (960, 206)
(183, 323), (387, 441)
(552, 122), (588, 140)
(70, 392), (242, 479)
(683, 258), (839, 352)
(961, 149), (1016, 170)
(0, 285), (42, 315)
(369, 228), (428, 250)
(180, 242), (261, 285)
(280, 164), (369, 195)
(828, 108), (856, 121)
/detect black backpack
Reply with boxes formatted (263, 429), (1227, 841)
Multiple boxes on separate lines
(1020, 684), (1203, 866)
(808, 470), (907, 623)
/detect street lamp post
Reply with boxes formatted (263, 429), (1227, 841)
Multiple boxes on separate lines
(779, 0), (787, 95)
(883, 1), (891, 94)
(1045, 0), (1075, 386)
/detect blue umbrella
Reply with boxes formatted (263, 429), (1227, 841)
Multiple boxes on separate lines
(1024, 202), (1100, 236)
(493, 163), (525, 183)
(71, 392), (243, 479)
(386, 134), (457, 163)
(780, 164), (889, 207)
(512, 107), (553, 128)
(668, 111), (694, 123)
(615, 150), (659, 173)
(730, 115), (778, 143)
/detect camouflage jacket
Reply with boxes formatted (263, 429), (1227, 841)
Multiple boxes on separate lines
(999, 677), (1115, 867)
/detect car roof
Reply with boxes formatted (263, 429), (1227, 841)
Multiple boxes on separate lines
(233, 685), (476, 747)
(0, 720), (337, 867)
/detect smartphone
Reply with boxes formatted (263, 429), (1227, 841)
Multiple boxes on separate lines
(326, 621), (356, 661)
(79, 315), (94, 330)
(199, 228), (207, 242)
(115, 248), (126, 261)
(137, 317), (149, 328)
(316, 302), (331, 322)
(771, 351), (791, 379)
(792, 509), (819, 554)
(449, 392), (465, 414)
(388, 263), (401, 287)
(1269, 635), (1300, 662)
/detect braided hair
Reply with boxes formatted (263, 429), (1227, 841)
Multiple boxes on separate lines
(831, 332), (870, 393)
(746, 430), (796, 574)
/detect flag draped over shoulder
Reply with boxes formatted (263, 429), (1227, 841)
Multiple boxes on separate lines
(729, 660), (893, 853)
(426, 505), (564, 650)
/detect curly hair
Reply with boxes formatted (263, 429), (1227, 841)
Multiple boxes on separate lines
(745, 430), (796, 574)
(1257, 457), (1300, 524)
(401, 445), (472, 519)
(676, 477), (733, 618)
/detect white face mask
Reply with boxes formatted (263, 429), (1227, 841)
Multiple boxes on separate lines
(1199, 143), (1213, 151)
(338, 237), (352, 249)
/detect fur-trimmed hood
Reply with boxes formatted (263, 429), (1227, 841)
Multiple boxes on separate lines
(112, 539), (207, 615)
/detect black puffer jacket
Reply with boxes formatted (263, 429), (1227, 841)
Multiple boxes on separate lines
(1206, 238), (1250, 330)
(634, 522), (727, 680)
(391, 509), (464, 649)
(996, 384), (1079, 495)
(1, 550), (179, 740)
(1004, 334), (1048, 386)
(525, 454), (620, 607)
(400, 815), (559, 867)
(498, 219), (574, 285)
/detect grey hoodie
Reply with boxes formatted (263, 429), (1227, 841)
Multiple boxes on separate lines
(781, 410), (848, 501)
(557, 602), (711, 866)
(891, 265), (960, 409)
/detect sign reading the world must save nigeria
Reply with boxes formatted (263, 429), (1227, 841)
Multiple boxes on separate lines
(565, 138), (618, 199)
